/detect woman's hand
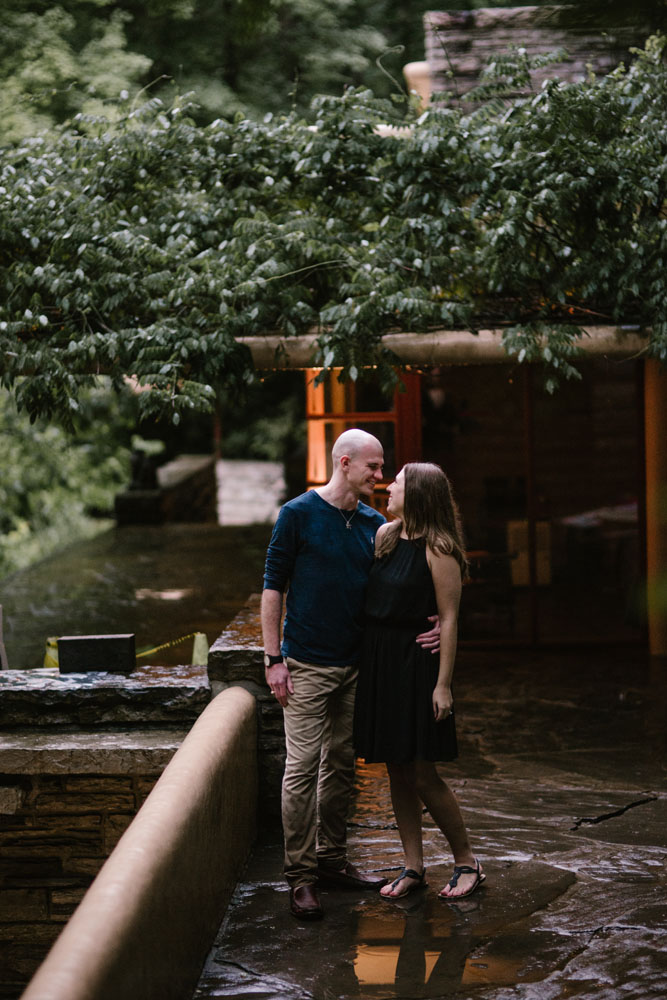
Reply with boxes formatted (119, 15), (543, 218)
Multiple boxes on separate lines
(432, 682), (453, 722)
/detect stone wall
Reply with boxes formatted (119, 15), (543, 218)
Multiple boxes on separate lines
(0, 662), (209, 998)
(115, 454), (218, 526)
(21, 688), (257, 1000)
(0, 758), (175, 997)
(208, 595), (284, 823)
(425, 6), (646, 101)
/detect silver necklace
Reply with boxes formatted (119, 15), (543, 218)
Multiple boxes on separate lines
(338, 506), (358, 530)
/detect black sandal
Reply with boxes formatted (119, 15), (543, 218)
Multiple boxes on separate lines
(381, 867), (427, 899)
(439, 858), (486, 900)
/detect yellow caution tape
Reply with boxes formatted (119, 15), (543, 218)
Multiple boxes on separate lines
(43, 632), (209, 669)
(44, 637), (59, 670)
(136, 631), (209, 663)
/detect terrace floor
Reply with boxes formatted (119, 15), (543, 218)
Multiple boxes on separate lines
(195, 646), (667, 1000)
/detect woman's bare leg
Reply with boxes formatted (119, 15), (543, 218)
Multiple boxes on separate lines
(381, 762), (426, 897)
(414, 761), (482, 898)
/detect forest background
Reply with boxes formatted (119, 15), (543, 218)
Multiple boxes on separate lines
(1, 0), (665, 577)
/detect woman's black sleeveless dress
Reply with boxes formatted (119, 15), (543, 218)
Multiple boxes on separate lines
(354, 537), (458, 764)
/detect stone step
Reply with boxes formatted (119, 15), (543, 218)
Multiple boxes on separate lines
(216, 460), (285, 526)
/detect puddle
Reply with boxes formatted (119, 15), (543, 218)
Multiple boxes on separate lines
(1, 523), (271, 669)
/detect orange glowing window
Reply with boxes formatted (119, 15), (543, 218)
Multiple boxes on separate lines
(305, 369), (422, 513)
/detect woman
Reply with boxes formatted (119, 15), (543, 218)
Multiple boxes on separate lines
(354, 462), (485, 900)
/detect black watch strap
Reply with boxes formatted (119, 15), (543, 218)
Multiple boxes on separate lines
(264, 652), (284, 668)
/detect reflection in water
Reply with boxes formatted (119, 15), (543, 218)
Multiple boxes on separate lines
(353, 897), (473, 995)
(355, 945), (396, 985)
(352, 895), (548, 995)
(135, 588), (194, 600)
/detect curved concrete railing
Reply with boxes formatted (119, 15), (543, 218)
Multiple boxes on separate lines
(22, 686), (257, 1000)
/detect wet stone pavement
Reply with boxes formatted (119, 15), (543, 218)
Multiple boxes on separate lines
(0, 523), (272, 671)
(195, 649), (667, 1000)
(1, 457), (283, 670)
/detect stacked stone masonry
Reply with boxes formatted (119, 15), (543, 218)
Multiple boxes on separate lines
(0, 767), (175, 995)
(425, 6), (647, 101)
(1, 775), (154, 916)
(208, 594), (284, 822)
(0, 662), (208, 998)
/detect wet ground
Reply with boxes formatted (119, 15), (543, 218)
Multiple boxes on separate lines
(2, 461), (666, 999)
(1, 459), (281, 671)
(0, 523), (271, 670)
(195, 648), (667, 1000)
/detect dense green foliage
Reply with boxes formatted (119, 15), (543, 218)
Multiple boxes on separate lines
(2, 0), (550, 139)
(2, 35), (666, 423)
(1, 5), (664, 577)
(0, 385), (131, 578)
(3, 0), (663, 142)
(0, 1), (151, 144)
(0, 371), (304, 580)
(0, 0), (449, 140)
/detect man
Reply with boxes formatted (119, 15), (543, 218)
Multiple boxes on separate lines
(262, 428), (438, 920)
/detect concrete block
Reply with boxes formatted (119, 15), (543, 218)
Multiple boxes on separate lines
(57, 635), (136, 674)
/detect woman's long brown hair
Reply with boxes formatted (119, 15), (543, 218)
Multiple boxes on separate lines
(375, 463), (468, 577)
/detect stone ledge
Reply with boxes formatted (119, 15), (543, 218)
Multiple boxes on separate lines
(115, 454), (217, 526)
(208, 596), (283, 822)
(0, 730), (187, 774)
(0, 662), (210, 728)
(208, 594), (264, 686)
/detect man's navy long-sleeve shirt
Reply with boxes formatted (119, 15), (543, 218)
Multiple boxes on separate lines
(263, 490), (385, 666)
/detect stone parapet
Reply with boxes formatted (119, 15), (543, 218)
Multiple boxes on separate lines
(208, 594), (284, 821)
(0, 662), (210, 729)
(115, 453), (217, 526)
(0, 728), (186, 996)
(21, 688), (257, 1000)
(208, 593), (264, 686)
(0, 659), (210, 995)
(0, 728), (184, 775)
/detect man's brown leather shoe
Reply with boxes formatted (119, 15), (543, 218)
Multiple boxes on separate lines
(316, 861), (388, 890)
(290, 883), (323, 920)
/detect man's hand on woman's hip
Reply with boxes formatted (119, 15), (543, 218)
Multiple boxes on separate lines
(415, 614), (441, 653)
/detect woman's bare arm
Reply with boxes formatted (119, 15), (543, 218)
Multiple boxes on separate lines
(426, 549), (462, 721)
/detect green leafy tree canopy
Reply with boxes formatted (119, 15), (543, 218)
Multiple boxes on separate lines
(0, 2), (151, 144)
(1, 36), (666, 422)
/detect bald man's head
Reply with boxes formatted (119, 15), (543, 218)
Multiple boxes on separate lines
(331, 429), (383, 463)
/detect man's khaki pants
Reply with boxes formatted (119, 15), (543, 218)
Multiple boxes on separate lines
(282, 657), (358, 888)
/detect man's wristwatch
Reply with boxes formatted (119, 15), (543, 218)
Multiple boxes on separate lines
(264, 652), (284, 668)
